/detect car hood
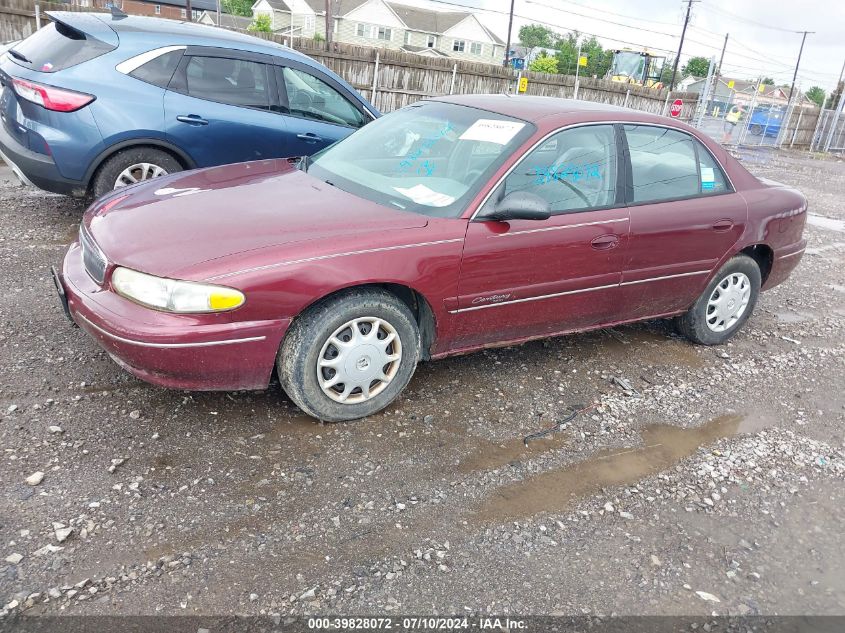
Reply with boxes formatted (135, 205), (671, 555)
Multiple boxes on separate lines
(85, 159), (429, 278)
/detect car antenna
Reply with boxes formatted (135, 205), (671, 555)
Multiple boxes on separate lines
(109, 5), (129, 19)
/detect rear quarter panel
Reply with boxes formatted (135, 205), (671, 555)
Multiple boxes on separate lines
(739, 181), (807, 290)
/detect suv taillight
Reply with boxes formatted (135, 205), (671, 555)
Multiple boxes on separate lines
(11, 77), (94, 112)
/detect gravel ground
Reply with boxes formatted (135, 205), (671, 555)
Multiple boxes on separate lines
(0, 149), (843, 619)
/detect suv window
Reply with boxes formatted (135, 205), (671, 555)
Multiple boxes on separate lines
(129, 50), (183, 88)
(279, 66), (366, 128)
(180, 56), (271, 110)
(9, 21), (115, 73)
(503, 124), (618, 214)
(624, 125), (700, 203)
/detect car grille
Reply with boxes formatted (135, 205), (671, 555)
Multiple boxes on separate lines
(79, 225), (107, 285)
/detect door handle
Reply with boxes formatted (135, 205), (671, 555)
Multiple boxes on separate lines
(590, 234), (619, 250)
(176, 115), (208, 126)
(296, 133), (323, 143)
(712, 219), (734, 232)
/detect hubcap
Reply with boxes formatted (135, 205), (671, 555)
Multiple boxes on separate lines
(114, 163), (168, 189)
(317, 317), (402, 404)
(706, 272), (751, 332)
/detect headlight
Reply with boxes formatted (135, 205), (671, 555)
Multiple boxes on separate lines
(111, 267), (245, 313)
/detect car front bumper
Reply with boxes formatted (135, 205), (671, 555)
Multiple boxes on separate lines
(58, 241), (289, 391)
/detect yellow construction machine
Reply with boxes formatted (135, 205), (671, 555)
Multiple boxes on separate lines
(607, 50), (667, 89)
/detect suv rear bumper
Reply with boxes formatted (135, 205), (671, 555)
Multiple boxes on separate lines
(0, 122), (84, 195)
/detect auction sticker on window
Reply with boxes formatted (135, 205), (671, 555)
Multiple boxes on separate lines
(393, 184), (456, 207)
(701, 166), (716, 190)
(459, 119), (525, 145)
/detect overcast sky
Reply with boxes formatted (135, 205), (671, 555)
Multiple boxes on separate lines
(397, 0), (845, 92)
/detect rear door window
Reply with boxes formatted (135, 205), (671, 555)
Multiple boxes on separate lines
(623, 125), (700, 203)
(9, 21), (115, 73)
(176, 56), (272, 110)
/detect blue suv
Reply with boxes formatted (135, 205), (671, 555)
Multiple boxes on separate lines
(0, 12), (378, 197)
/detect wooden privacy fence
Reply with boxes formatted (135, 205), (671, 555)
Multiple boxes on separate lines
(255, 32), (701, 120)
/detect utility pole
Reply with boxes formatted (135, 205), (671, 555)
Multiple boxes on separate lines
(704, 32), (728, 118)
(503, 0), (515, 68)
(670, 0), (698, 91)
(788, 31), (813, 103)
(185, 0), (193, 22)
(325, 0), (333, 46)
(717, 33), (728, 76)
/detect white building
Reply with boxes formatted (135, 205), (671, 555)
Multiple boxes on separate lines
(250, 0), (505, 63)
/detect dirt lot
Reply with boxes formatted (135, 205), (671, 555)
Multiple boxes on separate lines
(0, 149), (843, 620)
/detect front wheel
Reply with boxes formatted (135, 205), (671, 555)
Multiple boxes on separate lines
(676, 255), (761, 345)
(278, 288), (420, 422)
(748, 124), (763, 135)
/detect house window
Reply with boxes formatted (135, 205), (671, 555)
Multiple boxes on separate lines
(305, 15), (315, 31)
(154, 4), (161, 14)
(356, 23), (369, 37)
(180, 8), (186, 17)
(470, 42), (482, 55)
(453, 40), (465, 52)
(377, 27), (391, 41)
(427, 34), (436, 48)
(404, 31), (411, 45)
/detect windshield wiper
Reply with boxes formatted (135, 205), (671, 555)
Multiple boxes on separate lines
(8, 48), (31, 63)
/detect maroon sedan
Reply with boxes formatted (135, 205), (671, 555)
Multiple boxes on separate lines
(55, 95), (807, 421)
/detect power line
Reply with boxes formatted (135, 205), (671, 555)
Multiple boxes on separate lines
(706, 3), (806, 34)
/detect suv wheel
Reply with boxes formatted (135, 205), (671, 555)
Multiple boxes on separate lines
(677, 254), (761, 345)
(92, 147), (182, 198)
(278, 288), (420, 422)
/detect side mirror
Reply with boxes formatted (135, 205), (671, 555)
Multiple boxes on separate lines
(485, 191), (551, 221)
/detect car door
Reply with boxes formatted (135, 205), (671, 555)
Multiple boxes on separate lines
(618, 124), (746, 319)
(273, 63), (371, 158)
(454, 124), (630, 348)
(163, 47), (288, 167)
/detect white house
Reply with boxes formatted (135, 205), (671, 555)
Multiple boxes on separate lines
(250, 0), (505, 63)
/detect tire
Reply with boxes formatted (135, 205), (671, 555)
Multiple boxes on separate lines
(278, 288), (421, 422)
(91, 147), (182, 198)
(676, 254), (761, 345)
(749, 124), (763, 136)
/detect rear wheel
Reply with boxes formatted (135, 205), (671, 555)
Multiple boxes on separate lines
(676, 255), (761, 345)
(91, 147), (182, 198)
(278, 288), (420, 422)
(748, 124), (763, 135)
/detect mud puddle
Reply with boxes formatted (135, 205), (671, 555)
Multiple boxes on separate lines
(595, 327), (704, 368)
(776, 309), (817, 324)
(807, 214), (845, 233)
(473, 412), (773, 523)
(457, 431), (570, 474)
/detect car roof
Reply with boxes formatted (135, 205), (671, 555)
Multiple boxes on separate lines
(432, 94), (632, 123)
(85, 12), (310, 62)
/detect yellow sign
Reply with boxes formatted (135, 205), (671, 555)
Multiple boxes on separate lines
(727, 79), (735, 89)
(578, 56), (588, 67)
(758, 83), (765, 93)
(518, 76), (528, 93)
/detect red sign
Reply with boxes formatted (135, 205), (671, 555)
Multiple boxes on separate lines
(669, 98), (683, 118)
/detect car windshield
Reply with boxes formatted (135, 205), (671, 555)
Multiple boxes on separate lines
(307, 101), (535, 218)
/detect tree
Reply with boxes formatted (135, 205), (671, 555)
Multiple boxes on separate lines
(805, 86), (825, 108)
(553, 32), (611, 78)
(762, 77), (775, 85)
(682, 56), (711, 78)
(518, 24), (556, 49)
(529, 53), (558, 74)
(248, 13), (272, 32)
(825, 81), (843, 109)
(223, 0), (253, 17)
